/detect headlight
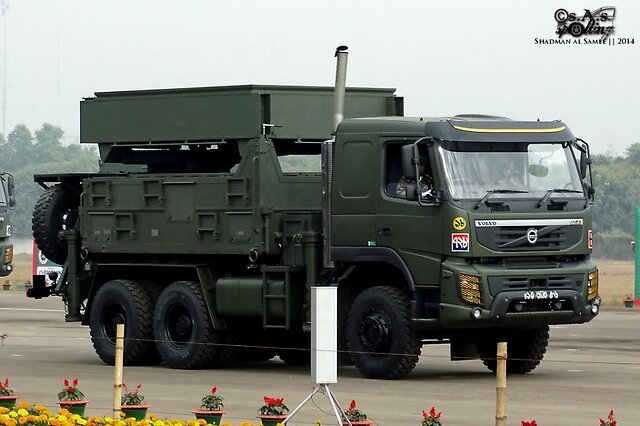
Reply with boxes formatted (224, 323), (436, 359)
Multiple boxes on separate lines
(459, 274), (482, 305)
(587, 270), (599, 301)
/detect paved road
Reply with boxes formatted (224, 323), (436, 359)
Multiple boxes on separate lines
(1, 292), (638, 425)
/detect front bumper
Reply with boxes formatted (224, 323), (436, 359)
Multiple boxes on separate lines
(437, 258), (599, 329)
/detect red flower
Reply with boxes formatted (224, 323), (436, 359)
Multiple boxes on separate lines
(211, 387), (216, 394)
(0, 378), (8, 389)
(349, 400), (356, 411)
(73, 379), (78, 386)
(521, 421), (538, 426)
(64, 379), (69, 387)
(66, 386), (74, 393)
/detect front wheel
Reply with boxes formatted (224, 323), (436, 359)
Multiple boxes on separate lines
(346, 286), (422, 379)
(476, 325), (550, 374)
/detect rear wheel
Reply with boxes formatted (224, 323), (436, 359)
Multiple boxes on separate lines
(153, 281), (219, 369)
(32, 184), (80, 265)
(346, 286), (422, 379)
(89, 279), (157, 365)
(476, 325), (550, 374)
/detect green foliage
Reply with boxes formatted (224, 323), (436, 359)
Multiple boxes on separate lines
(121, 384), (144, 406)
(200, 387), (224, 410)
(57, 378), (84, 401)
(0, 123), (99, 238)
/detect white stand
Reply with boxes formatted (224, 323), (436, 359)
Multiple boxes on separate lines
(284, 287), (351, 425)
(284, 383), (351, 425)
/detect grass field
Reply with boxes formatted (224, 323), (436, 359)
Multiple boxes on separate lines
(4, 254), (635, 309)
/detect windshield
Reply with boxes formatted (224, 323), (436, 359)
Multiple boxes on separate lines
(438, 141), (584, 199)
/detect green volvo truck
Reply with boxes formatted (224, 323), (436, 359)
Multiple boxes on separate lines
(0, 171), (15, 276)
(29, 49), (599, 379)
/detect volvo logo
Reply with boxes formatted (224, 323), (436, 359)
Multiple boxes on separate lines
(526, 228), (538, 244)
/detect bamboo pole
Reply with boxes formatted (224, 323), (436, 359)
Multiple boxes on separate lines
(113, 324), (125, 418)
(495, 341), (507, 426)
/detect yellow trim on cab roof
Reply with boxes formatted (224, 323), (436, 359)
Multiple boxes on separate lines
(452, 125), (566, 133)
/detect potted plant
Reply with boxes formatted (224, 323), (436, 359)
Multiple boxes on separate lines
(192, 386), (225, 425)
(0, 378), (17, 409)
(599, 409), (617, 425)
(2, 280), (10, 291)
(623, 293), (634, 308)
(421, 406), (443, 426)
(120, 383), (151, 420)
(57, 378), (89, 416)
(342, 400), (372, 425)
(257, 396), (289, 426)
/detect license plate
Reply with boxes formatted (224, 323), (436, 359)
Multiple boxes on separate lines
(523, 290), (559, 300)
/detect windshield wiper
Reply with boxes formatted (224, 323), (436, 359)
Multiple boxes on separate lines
(474, 189), (528, 209)
(537, 188), (583, 208)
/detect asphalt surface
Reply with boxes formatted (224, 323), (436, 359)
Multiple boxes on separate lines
(0, 291), (638, 425)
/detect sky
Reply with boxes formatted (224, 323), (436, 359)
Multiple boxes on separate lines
(1, 0), (638, 154)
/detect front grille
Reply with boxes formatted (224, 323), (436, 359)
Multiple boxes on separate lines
(477, 225), (582, 252)
(488, 274), (582, 296)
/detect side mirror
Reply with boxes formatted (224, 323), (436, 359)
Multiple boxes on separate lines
(405, 182), (418, 201)
(7, 175), (15, 207)
(528, 164), (549, 177)
(579, 151), (588, 179)
(401, 144), (416, 180)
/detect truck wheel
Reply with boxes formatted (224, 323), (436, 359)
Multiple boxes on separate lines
(476, 325), (550, 374)
(89, 279), (158, 365)
(153, 281), (219, 369)
(32, 184), (80, 265)
(346, 286), (422, 379)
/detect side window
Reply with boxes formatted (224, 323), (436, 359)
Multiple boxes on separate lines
(384, 142), (435, 201)
(384, 143), (405, 198)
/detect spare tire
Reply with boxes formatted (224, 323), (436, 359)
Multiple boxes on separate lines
(32, 184), (80, 265)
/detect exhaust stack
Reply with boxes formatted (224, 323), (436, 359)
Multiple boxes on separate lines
(322, 45), (348, 269)
(332, 45), (349, 133)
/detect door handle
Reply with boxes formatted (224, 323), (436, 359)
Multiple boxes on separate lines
(378, 227), (392, 236)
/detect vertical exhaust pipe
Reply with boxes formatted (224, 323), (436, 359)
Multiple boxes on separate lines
(332, 45), (349, 133)
(322, 45), (348, 269)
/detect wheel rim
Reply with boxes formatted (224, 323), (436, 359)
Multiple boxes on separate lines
(359, 310), (391, 356)
(165, 304), (193, 348)
(101, 303), (126, 345)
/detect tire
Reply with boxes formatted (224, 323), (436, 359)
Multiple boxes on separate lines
(345, 286), (422, 379)
(569, 22), (584, 37)
(153, 281), (219, 369)
(89, 279), (158, 365)
(32, 185), (80, 265)
(476, 325), (550, 374)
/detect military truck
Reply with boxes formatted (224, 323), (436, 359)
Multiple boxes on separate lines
(28, 49), (599, 379)
(0, 171), (15, 276)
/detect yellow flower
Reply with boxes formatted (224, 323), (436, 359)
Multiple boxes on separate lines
(5, 418), (16, 426)
(77, 419), (87, 425)
(16, 403), (29, 411)
(57, 415), (68, 422)
(17, 418), (27, 425)
(15, 410), (28, 418)
(315, 420), (322, 425)
(49, 418), (61, 426)
(8, 412), (17, 418)
(0, 408), (8, 415)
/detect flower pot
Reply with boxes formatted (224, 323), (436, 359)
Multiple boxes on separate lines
(342, 421), (373, 426)
(120, 404), (151, 420)
(2, 284), (10, 291)
(624, 299), (634, 308)
(0, 395), (18, 409)
(257, 414), (288, 426)
(58, 400), (89, 416)
(192, 409), (225, 425)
